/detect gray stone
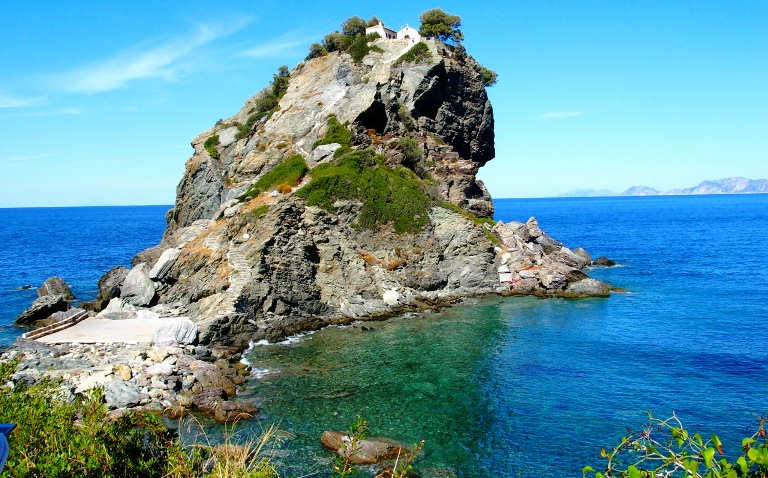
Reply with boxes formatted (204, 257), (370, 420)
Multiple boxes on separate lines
(152, 318), (198, 345)
(15, 294), (69, 324)
(307, 143), (341, 166)
(573, 248), (591, 266)
(104, 380), (145, 409)
(37, 276), (74, 300)
(97, 266), (129, 304)
(565, 278), (611, 297)
(120, 263), (155, 306)
(149, 248), (180, 280)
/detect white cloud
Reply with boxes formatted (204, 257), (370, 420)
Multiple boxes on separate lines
(6, 153), (51, 162)
(47, 20), (249, 94)
(0, 94), (45, 108)
(540, 111), (584, 119)
(241, 33), (313, 58)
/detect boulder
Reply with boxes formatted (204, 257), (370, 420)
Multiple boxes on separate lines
(308, 143), (341, 166)
(321, 431), (411, 465)
(149, 248), (180, 280)
(153, 318), (198, 345)
(48, 307), (85, 323)
(103, 380), (145, 409)
(37, 276), (74, 300)
(573, 248), (591, 266)
(189, 360), (236, 397)
(97, 266), (129, 303)
(15, 294), (69, 324)
(564, 278), (611, 297)
(191, 388), (259, 423)
(592, 256), (617, 267)
(113, 364), (132, 381)
(146, 362), (173, 377)
(120, 263), (155, 306)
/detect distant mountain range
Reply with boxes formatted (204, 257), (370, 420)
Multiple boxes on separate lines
(560, 177), (768, 197)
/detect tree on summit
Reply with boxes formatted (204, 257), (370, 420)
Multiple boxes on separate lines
(418, 8), (464, 43)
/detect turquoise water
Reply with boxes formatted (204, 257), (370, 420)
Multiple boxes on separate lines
(2, 196), (767, 476)
(237, 195), (768, 476)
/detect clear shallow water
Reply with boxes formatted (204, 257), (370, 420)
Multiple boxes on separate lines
(238, 195), (768, 476)
(0, 206), (169, 346)
(2, 196), (768, 476)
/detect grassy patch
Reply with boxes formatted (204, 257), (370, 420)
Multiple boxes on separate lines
(204, 135), (220, 160)
(241, 155), (308, 200)
(437, 200), (498, 244)
(297, 148), (432, 233)
(314, 116), (353, 149)
(399, 136), (423, 165)
(393, 42), (432, 66)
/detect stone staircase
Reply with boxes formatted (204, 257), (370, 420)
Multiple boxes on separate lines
(211, 248), (252, 321)
(203, 227), (227, 251)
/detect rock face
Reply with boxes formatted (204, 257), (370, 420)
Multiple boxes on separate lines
(120, 263), (155, 306)
(15, 294), (69, 325)
(99, 38), (612, 347)
(37, 276), (74, 301)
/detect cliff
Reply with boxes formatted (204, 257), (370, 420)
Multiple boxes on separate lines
(86, 38), (611, 346)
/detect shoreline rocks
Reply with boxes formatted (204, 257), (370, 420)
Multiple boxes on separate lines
(321, 430), (413, 465)
(1, 338), (255, 424)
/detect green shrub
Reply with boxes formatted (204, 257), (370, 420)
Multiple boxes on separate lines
(584, 413), (768, 478)
(365, 32), (381, 42)
(341, 16), (367, 37)
(393, 42), (432, 66)
(314, 116), (353, 148)
(419, 8), (464, 43)
(0, 359), (189, 477)
(297, 148), (432, 233)
(241, 154), (308, 199)
(399, 136), (423, 165)
(398, 102), (416, 131)
(348, 34), (370, 63)
(477, 65), (498, 87)
(204, 134), (220, 160)
(306, 42), (328, 60)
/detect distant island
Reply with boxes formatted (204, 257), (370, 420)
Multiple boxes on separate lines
(560, 177), (768, 197)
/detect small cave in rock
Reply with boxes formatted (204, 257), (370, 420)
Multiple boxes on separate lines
(355, 100), (388, 134)
(412, 86), (443, 120)
(463, 180), (485, 199)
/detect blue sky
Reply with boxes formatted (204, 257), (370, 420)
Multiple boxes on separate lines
(1, 1), (767, 206)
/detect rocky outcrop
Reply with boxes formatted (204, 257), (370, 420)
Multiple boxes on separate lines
(94, 38), (612, 346)
(1, 340), (253, 421)
(37, 276), (74, 301)
(15, 294), (69, 325)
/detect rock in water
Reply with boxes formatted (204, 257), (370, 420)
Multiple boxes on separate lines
(120, 263), (155, 306)
(73, 36), (613, 347)
(592, 256), (617, 267)
(15, 294), (69, 324)
(37, 276), (74, 300)
(321, 431), (411, 465)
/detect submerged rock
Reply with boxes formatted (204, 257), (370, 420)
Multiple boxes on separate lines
(321, 431), (412, 465)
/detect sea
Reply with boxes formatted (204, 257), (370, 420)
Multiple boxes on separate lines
(1, 195), (767, 476)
